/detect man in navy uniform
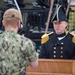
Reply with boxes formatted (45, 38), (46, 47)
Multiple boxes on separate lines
(39, 5), (75, 59)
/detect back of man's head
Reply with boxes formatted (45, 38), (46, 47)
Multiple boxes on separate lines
(3, 8), (22, 22)
(3, 8), (22, 26)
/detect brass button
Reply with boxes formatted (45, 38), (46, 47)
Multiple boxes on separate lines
(61, 47), (63, 50)
(61, 56), (63, 58)
(61, 51), (63, 53)
(54, 51), (56, 54)
(61, 42), (64, 45)
(54, 55), (56, 57)
(54, 47), (56, 50)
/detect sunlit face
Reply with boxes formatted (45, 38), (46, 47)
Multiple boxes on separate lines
(53, 21), (68, 34)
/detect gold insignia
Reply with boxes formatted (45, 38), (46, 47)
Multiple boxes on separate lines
(54, 51), (56, 53)
(54, 55), (56, 57)
(41, 32), (53, 44)
(61, 51), (63, 53)
(61, 42), (64, 45)
(61, 47), (63, 50)
(70, 32), (75, 43)
(61, 56), (63, 58)
(54, 47), (56, 50)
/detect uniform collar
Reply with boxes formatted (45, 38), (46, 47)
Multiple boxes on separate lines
(55, 30), (69, 37)
(56, 32), (66, 37)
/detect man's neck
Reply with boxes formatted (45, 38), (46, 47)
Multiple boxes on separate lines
(56, 32), (66, 37)
(5, 26), (18, 33)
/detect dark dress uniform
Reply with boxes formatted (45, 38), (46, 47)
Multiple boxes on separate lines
(39, 31), (75, 59)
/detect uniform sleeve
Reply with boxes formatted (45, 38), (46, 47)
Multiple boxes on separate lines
(70, 33), (75, 59)
(25, 39), (38, 62)
(39, 44), (48, 58)
(72, 46), (75, 59)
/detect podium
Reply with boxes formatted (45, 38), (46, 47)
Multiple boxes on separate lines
(27, 59), (75, 75)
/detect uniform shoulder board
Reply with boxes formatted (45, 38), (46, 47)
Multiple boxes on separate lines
(70, 32), (75, 43)
(41, 32), (54, 44)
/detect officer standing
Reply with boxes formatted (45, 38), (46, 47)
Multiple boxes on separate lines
(39, 5), (75, 59)
(0, 8), (38, 74)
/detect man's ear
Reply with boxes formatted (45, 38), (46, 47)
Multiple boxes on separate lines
(2, 19), (5, 26)
(64, 21), (68, 28)
(66, 22), (68, 26)
(17, 20), (21, 28)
